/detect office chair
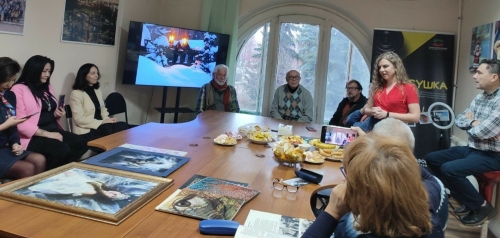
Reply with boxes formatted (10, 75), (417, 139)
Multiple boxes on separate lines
(310, 185), (335, 217)
(64, 104), (104, 154)
(105, 92), (128, 124)
(64, 105), (73, 132)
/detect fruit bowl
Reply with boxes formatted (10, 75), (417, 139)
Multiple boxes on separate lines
(272, 141), (305, 167)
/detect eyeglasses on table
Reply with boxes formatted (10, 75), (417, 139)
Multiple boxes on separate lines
(272, 178), (299, 193)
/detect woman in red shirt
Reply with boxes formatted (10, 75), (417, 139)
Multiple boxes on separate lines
(346, 51), (420, 131)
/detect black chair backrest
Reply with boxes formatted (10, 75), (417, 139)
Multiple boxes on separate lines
(105, 92), (128, 123)
(64, 105), (72, 132)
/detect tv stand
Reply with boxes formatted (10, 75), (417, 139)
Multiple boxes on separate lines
(155, 87), (194, 123)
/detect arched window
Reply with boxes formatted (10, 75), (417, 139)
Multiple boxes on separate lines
(235, 4), (371, 124)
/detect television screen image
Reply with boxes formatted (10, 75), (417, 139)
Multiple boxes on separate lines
(123, 21), (230, 88)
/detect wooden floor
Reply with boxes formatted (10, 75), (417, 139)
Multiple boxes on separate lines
(445, 199), (482, 238)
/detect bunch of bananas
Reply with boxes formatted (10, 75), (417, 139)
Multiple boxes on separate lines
(318, 148), (344, 160)
(308, 139), (337, 149)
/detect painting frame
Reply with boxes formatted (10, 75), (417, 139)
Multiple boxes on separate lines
(0, 0), (26, 35)
(61, 0), (119, 46)
(0, 163), (173, 225)
(469, 23), (493, 72)
(493, 21), (500, 61)
(82, 147), (190, 177)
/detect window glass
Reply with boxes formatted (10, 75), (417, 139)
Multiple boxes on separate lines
(235, 21), (370, 120)
(324, 28), (350, 123)
(275, 23), (319, 98)
(235, 23), (269, 113)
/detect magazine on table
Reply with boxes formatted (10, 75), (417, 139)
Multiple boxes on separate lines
(155, 176), (259, 220)
(235, 210), (332, 238)
(82, 146), (189, 177)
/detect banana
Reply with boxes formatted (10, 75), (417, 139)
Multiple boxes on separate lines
(318, 149), (331, 157)
(309, 139), (320, 146)
(314, 142), (337, 149)
(322, 148), (333, 153)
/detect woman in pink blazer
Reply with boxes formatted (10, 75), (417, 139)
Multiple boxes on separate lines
(11, 55), (87, 170)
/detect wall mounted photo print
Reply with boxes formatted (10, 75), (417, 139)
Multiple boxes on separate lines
(493, 21), (500, 61)
(0, 163), (173, 225)
(0, 0), (26, 35)
(470, 23), (492, 72)
(61, 0), (118, 46)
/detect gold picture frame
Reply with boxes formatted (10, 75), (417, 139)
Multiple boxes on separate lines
(0, 163), (173, 225)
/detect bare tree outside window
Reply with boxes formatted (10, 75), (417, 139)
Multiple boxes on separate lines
(275, 23), (319, 97)
(235, 23), (269, 113)
(235, 22), (369, 120)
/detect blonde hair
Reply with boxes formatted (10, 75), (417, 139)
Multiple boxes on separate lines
(343, 135), (431, 237)
(368, 51), (418, 106)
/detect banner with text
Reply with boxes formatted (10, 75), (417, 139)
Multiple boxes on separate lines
(371, 29), (455, 161)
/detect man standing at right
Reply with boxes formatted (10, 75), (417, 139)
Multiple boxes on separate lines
(328, 79), (367, 126)
(425, 59), (500, 226)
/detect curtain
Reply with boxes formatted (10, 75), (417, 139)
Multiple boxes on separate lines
(201, 0), (240, 85)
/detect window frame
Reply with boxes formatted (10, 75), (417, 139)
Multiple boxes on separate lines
(237, 3), (371, 123)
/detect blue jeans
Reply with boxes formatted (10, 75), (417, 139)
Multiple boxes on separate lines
(344, 110), (380, 132)
(425, 146), (500, 210)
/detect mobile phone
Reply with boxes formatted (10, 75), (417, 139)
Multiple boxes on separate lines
(58, 95), (65, 108)
(306, 126), (316, 132)
(20, 111), (39, 119)
(320, 125), (358, 146)
(340, 166), (346, 178)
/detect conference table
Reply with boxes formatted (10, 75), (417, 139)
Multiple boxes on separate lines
(0, 111), (344, 237)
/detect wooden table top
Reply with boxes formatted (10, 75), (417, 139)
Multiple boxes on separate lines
(0, 111), (343, 238)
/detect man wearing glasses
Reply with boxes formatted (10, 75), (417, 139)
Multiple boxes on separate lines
(328, 80), (367, 126)
(270, 70), (313, 122)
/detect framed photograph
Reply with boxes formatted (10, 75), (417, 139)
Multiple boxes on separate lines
(61, 0), (119, 46)
(493, 21), (500, 61)
(469, 23), (492, 72)
(0, 163), (173, 225)
(82, 147), (190, 177)
(0, 0), (26, 35)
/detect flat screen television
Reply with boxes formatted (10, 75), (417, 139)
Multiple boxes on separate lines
(123, 21), (230, 88)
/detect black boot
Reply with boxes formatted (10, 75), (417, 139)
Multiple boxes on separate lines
(453, 205), (470, 216)
(460, 202), (497, 226)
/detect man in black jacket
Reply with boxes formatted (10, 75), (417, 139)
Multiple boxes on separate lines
(329, 80), (367, 126)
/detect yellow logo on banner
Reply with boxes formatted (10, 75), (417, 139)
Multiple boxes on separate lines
(410, 79), (448, 90)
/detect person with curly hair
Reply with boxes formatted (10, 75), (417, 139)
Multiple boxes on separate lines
(345, 51), (420, 132)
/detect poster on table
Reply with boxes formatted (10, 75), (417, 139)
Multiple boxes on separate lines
(0, 163), (173, 225)
(469, 23), (492, 72)
(61, 0), (119, 46)
(0, 0), (26, 35)
(371, 29), (455, 165)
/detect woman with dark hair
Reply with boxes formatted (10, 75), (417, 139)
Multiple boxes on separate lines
(11, 55), (88, 170)
(69, 63), (128, 141)
(0, 57), (45, 180)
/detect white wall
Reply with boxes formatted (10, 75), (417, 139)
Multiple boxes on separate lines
(456, 1), (500, 236)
